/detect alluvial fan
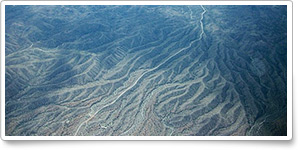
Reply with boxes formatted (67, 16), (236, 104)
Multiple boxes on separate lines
(5, 5), (287, 136)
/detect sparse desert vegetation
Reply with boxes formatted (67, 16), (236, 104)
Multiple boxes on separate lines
(5, 5), (287, 136)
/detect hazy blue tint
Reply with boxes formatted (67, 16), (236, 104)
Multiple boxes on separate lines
(5, 5), (287, 136)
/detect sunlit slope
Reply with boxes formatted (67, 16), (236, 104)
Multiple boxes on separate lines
(5, 5), (287, 136)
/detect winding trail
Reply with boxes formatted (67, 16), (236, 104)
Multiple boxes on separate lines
(199, 5), (207, 39)
(74, 5), (207, 136)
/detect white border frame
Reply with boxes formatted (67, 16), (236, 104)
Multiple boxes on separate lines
(0, 1), (293, 141)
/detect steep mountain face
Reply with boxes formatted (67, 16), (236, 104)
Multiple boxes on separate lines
(5, 5), (287, 136)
